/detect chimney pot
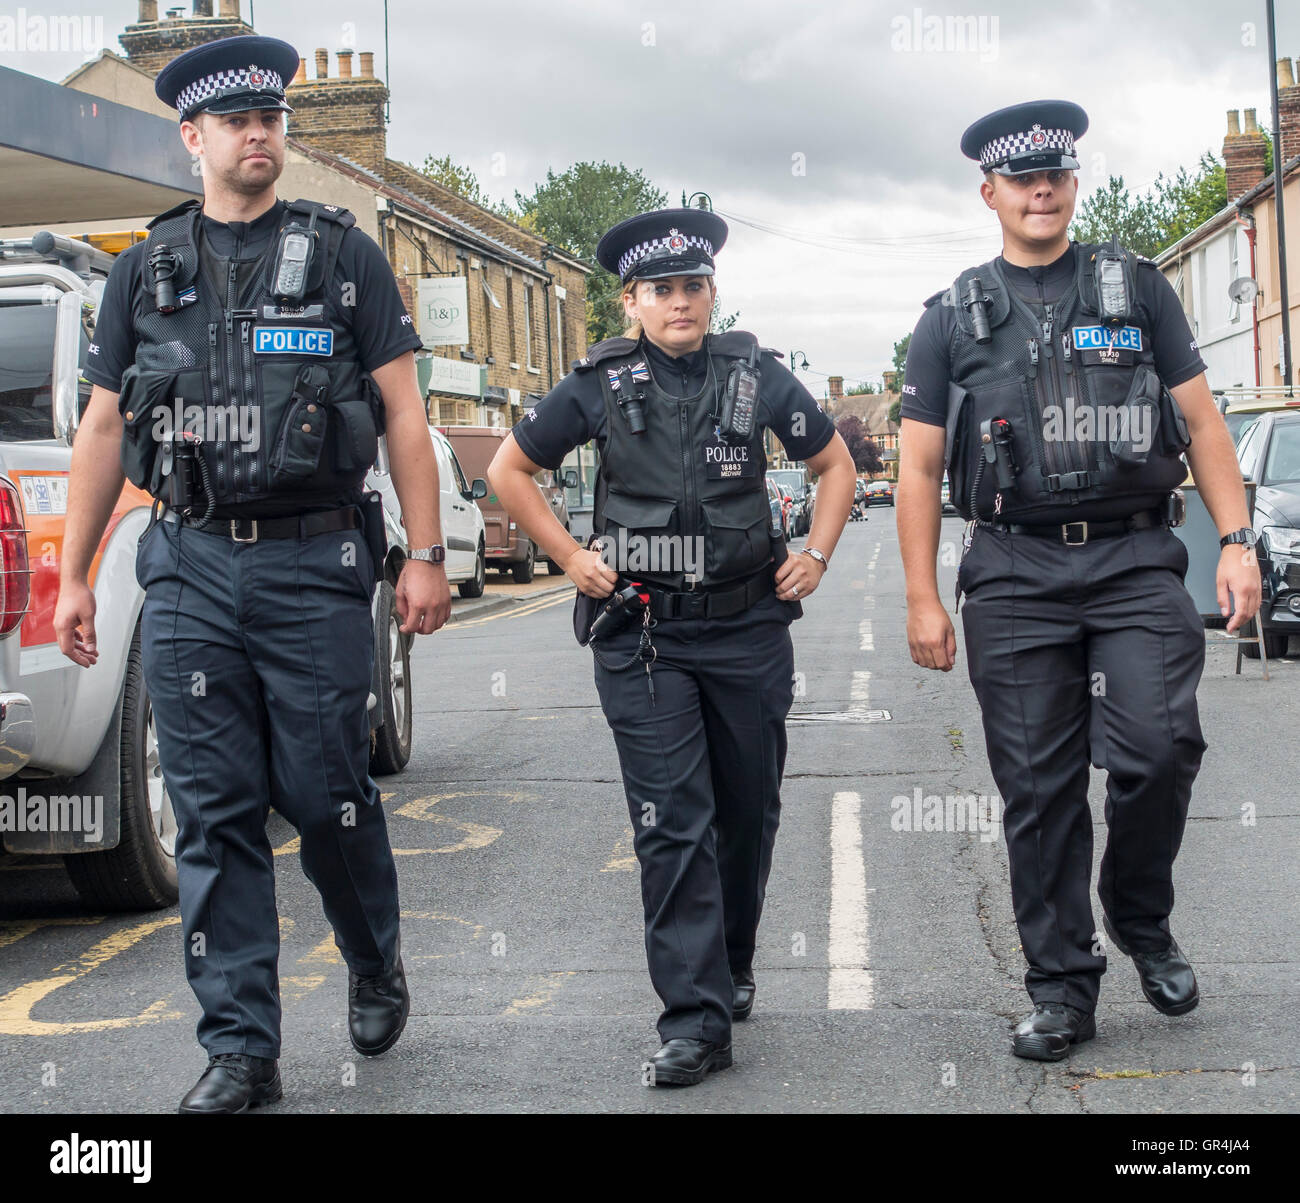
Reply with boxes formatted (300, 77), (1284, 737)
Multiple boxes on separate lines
(291, 57), (307, 85)
(1244, 108), (1259, 134)
(359, 51), (375, 79)
(337, 49), (354, 79)
(192, 0), (213, 16)
(218, 0), (239, 15)
(1227, 109), (1241, 136)
(138, 0), (158, 20)
(314, 48), (329, 78)
(1279, 57), (1296, 90)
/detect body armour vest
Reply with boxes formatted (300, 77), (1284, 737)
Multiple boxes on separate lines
(117, 197), (381, 509)
(934, 241), (1191, 524)
(574, 331), (775, 590)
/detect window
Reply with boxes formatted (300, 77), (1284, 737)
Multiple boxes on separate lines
(505, 271), (517, 364)
(446, 443), (471, 494)
(524, 281), (537, 370)
(1235, 418), (1263, 478)
(1228, 230), (1241, 325)
(557, 297), (569, 371)
(481, 268), (500, 359)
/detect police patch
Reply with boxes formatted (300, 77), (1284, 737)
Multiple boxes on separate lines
(253, 326), (334, 355)
(1072, 325), (1142, 352)
(703, 440), (757, 479)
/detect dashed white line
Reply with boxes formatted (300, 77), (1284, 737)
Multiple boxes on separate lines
(858, 619), (874, 650)
(850, 669), (872, 709)
(828, 790), (873, 1010)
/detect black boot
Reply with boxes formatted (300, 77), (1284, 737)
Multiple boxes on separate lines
(1104, 916), (1199, 1016)
(348, 957), (410, 1056)
(648, 1038), (733, 1086)
(1011, 1003), (1096, 1061)
(732, 969), (756, 1022)
(178, 1054), (282, 1113)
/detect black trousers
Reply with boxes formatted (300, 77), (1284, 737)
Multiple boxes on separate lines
(593, 591), (796, 1045)
(959, 523), (1207, 1014)
(136, 512), (401, 1059)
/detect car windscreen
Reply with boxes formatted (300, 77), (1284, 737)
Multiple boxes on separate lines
(1262, 421), (1300, 486)
(0, 300), (58, 441)
(768, 471), (806, 497)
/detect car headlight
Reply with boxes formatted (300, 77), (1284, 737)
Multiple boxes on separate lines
(1261, 526), (1300, 557)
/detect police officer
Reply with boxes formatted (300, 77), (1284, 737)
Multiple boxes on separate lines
(897, 101), (1262, 1059)
(488, 209), (855, 1085)
(54, 36), (452, 1111)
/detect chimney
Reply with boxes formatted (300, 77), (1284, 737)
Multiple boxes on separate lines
(828, 376), (844, 401)
(288, 47), (390, 176)
(192, 0), (213, 16)
(121, 0), (252, 74)
(219, 0), (240, 16)
(291, 57), (307, 86)
(1224, 108), (1268, 199)
(139, 0), (158, 20)
(1278, 56), (1300, 166)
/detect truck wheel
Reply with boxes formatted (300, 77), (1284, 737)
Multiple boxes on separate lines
(458, 540), (486, 598)
(1241, 630), (1289, 659)
(547, 556), (567, 576)
(369, 579), (412, 776)
(511, 540), (536, 584)
(64, 623), (178, 911)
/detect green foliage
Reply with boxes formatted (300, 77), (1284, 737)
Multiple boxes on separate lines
(846, 381), (879, 394)
(888, 397), (902, 426)
(892, 333), (911, 376)
(1070, 151), (1228, 257)
(514, 162), (668, 344)
(416, 155), (513, 217)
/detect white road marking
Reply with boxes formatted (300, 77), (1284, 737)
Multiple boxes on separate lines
(828, 790), (873, 1010)
(858, 619), (874, 651)
(850, 670), (872, 709)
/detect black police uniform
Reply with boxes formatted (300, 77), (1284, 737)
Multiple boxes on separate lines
(513, 210), (835, 1069)
(903, 102), (1209, 1036)
(84, 37), (422, 1087)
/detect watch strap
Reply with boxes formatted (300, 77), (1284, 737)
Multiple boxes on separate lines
(1219, 527), (1255, 548)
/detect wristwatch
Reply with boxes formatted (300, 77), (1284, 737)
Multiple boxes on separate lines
(801, 547), (829, 570)
(1219, 528), (1256, 550)
(409, 544), (446, 564)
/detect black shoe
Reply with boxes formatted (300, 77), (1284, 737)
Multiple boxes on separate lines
(648, 1038), (733, 1086)
(1011, 1003), (1096, 1061)
(178, 1054), (282, 1113)
(732, 969), (756, 1022)
(348, 956), (410, 1056)
(1104, 916), (1199, 1016)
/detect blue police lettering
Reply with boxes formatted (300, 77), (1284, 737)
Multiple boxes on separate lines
(1072, 325), (1142, 352)
(252, 326), (334, 355)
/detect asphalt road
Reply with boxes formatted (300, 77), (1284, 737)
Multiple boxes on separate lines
(2, 514), (1297, 1113)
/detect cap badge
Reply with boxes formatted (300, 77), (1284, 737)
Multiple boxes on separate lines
(248, 67), (265, 89)
(1029, 124), (1046, 147)
(667, 229), (686, 252)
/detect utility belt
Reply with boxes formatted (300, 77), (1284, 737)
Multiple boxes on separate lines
(641, 567), (773, 620)
(975, 493), (1183, 546)
(153, 491), (388, 583)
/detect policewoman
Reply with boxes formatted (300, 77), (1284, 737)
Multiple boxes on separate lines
(489, 209), (854, 1085)
(55, 36), (452, 1111)
(897, 101), (1261, 1060)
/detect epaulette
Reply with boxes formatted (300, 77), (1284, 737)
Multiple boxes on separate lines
(285, 198), (356, 229)
(571, 336), (639, 371)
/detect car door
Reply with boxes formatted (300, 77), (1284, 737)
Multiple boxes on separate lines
(430, 433), (471, 578)
(444, 438), (482, 576)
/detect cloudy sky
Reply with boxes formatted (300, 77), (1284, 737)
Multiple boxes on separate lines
(5, 0), (1296, 395)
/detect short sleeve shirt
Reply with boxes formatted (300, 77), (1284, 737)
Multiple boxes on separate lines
(900, 241), (1207, 429)
(512, 336), (837, 470)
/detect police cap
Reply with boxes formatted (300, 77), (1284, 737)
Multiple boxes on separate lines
(155, 35), (299, 124)
(596, 208), (729, 284)
(960, 100), (1088, 175)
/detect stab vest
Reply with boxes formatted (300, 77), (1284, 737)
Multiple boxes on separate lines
(573, 331), (776, 590)
(934, 241), (1191, 524)
(117, 197), (381, 508)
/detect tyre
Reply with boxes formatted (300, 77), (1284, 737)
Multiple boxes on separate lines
(1241, 629), (1289, 659)
(547, 555), (567, 576)
(369, 579), (412, 776)
(511, 539), (535, 584)
(458, 540), (486, 598)
(64, 622), (178, 911)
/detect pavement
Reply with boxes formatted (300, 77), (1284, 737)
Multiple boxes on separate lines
(1, 514), (1296, 1114)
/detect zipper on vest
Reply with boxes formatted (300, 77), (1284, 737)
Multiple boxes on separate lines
(1039, 305), (1077, 494)
(679, 402), (695, 586)
(241, 320), (256, 495)
(225, 259), (239, 498)
(208, 322), (226, 498)
(1025, 336), (1055, 484)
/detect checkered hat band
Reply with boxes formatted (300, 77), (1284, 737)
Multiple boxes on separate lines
(175, 65), (284, 116)
(980, 126), (1074, 168)
(618, 234), (714, 280)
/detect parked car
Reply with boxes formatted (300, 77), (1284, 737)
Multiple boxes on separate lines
(440, 426), (576, 582)
(1234, 409), (1300, 658)
(765, 475), (785, 538)
(941, 473), (958, 513)
(864, 479), (895, 507)
(776, 483), (795, 541)
(1223, 396), (1300, 447)
(768, 467), (811, 536)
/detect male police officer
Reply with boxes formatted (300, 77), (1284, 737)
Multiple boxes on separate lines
(897, 101), (1261, 1060)
(488, 209), (855, 1083)
(54, 36), (451, 1111)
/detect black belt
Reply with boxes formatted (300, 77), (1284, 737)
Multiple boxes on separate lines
(640, 569), (772, 620)
(161, 504), (359, 542)
(980, 506), (1166, 546)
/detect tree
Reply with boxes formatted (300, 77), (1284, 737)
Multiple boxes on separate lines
(835, 415), (884, 475)
(416, 154), (511, 216)
(710, 300), (739, 334)
(892, 333), (911, 376)
(887, 398), (902, 426)
(514, 162), (668, 344)
(1070, 176), (1165, 256)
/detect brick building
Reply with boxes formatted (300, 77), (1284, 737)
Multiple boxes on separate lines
(59, 0), (590, 428)
(821, 375), (901, 480)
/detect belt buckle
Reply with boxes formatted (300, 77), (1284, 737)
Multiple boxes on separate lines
(230, 518), (259, 543)
(1062, 521), (1088, 546)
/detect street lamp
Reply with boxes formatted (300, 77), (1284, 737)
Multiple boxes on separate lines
(684, 191), (713, 211)
(789, 350), (810, 372)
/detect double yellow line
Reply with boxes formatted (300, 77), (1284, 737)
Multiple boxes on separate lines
(454, 588), (574, 628)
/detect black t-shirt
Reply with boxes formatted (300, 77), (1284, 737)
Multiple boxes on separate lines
(901, 241), (1207, 429)
(512, 335), (837, 470)
(85, 198), (423, 518)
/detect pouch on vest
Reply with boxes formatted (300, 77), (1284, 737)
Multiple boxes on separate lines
(1110, 364), (1162, 467)
(359, 489), (387, 585)
(329, 373), (381, 473)
(117, 364), (203, 494)
(270, 363), (329, 482)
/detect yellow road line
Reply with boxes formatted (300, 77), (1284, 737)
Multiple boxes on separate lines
(455, 590), (573, 627)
